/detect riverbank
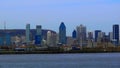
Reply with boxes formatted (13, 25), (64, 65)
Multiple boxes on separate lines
(0, 50), (120, 54)
(1, 47), (120, 54)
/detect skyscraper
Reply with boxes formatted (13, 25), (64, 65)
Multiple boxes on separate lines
(59, 22), (66, 44)
(95, 30), (101, 42)
(113, 24), (119, 45)
(109, 32), (113, 41)
(26, 24), (30, 45)
(88, 32), (93, 40)
(47, 31), (52, 46)
(72, 30), (77, 39)
(35, 25), (42, 45)
(76, 24), (87, 46)
(36, 25), (42, 35)
(97, 32), (105, 42)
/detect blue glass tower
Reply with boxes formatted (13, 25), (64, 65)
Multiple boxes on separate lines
(35, 25), (42, 45)
(59, 22), (66, 44)
(95, 30), (101, 42)
(72, 30), (77, 39)
(113, 24), (119, 45)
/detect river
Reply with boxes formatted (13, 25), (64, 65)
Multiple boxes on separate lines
(0, 53), (120, 68)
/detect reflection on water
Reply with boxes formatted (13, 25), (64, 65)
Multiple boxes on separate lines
(0, 53), (120, 68)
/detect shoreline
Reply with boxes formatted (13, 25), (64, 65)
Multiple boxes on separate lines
(0, 51), (120, 55)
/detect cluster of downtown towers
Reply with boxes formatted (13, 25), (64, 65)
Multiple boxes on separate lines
(0, 22), (119, 47)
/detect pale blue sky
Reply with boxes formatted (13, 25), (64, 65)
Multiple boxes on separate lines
(0, 0), (120, 36)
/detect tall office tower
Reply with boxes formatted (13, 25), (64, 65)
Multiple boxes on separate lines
(59, 22), (66, 44)
(51, 33), (57, 47)
(72, 30), (77, 39)
(95, 30), (101, 42)
(47, 31), (52, 46)
(36, 25), (42, 35)
(26, 24), (30, 45)
(88, 32), (93, 40)
(76, 24), (87, 46)
(113, 24), (119, 45)
(35, 25), (42, 45)
(47, 31), (57, 47)
(109, 32), (113, 41)
(98, 32), (105, 42)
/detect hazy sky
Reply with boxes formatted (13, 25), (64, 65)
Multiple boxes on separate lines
(0, 0), (120, 36)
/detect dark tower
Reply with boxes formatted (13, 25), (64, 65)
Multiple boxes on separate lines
(95, 30), (101, 42)
(113, 24), (119, 45)
(72, 30), (77, 39)
(59, 22), (66, 44)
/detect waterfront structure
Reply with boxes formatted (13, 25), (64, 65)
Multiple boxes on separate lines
(95, 30), (101, 42)
(72, 30), (77, 39)
(26, 24), (30, 45)
(76, 24), (87, 46)
(113, 24), (119, 45)
(59, 22), (66, 44)
(35, 25), (42, 45)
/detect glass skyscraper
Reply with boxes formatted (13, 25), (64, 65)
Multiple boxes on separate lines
(26, 24), (30, 45)
(59, 22), (66, 44)
(113, 24), (119, 45)
(72, 30), (77, 39)
(76, 24), (87, 45)
(95, 30), (101, 42)
(35, 25), (42, 45)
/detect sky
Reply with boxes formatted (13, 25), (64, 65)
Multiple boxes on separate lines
(0, 0), (120, 36)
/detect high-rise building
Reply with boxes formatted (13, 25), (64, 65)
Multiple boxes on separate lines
(88, 32), (93, 40)
(72, 30), (77, 39)
(109, 32), (113, 41)
(36, 25), (42, 35)
(87, 32), (94, 48)
(59, 22), (66, 44)
(47, 31), (57, 47)
(47, 31), (52, 46)
(51, 33), (57, 47)
(26, 24), (30, 45)
(95, 30), (101, 42)
(35, 25), (42, 45)
(76, 24), (87, 46)
(97, 32), (105, 42)
(113, 24), (119, 45)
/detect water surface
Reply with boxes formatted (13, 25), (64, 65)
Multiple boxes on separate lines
(0, 53), (120, 68)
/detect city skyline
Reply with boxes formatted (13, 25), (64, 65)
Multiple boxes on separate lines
(0, 0), (120, 35)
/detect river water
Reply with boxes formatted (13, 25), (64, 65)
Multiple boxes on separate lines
(0, 53), (120, 68)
